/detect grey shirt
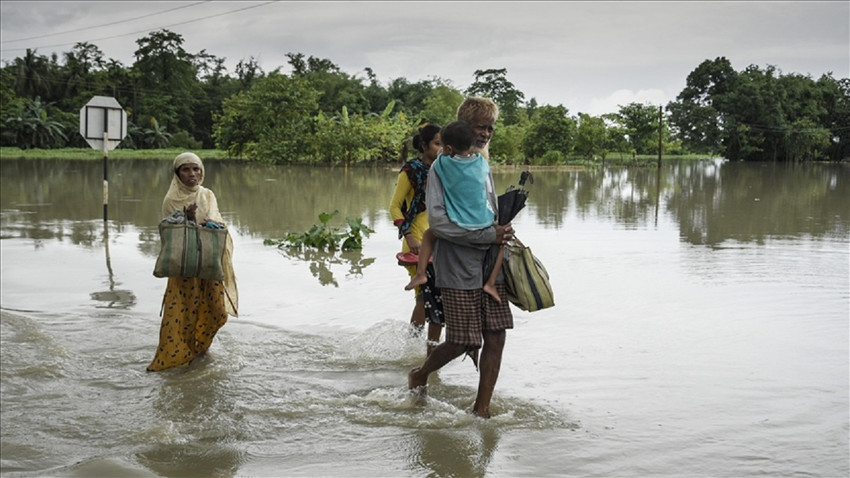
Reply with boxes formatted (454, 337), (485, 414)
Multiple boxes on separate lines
(426, 164), (499, 290)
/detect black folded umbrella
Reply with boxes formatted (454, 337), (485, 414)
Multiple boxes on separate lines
(497, 170), (533, 225)
(484, 171), (533, 278)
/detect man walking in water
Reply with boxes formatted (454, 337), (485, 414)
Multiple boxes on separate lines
(408, 97), (515, 418)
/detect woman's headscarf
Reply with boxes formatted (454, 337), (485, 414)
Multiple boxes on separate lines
(162, 152), (222, 222)
(161, 152), (238, 316)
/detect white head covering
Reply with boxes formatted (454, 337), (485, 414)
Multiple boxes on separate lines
(161, 152), (222, 223)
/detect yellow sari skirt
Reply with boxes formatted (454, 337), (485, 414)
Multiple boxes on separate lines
(147, 276), (229, 371)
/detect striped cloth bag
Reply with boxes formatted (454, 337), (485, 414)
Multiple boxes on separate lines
(153, 221), (227, 281)
(503, 236), (555, 312)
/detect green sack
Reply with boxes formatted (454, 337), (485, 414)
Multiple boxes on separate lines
(503, 236), (555, 312)
(153, 222), (227, 281)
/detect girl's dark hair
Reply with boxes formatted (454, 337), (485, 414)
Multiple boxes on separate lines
(412, 123), (441, 153)
(440, 121), (475, 152)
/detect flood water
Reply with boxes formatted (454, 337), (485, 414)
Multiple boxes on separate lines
(1, 157), (848, 478)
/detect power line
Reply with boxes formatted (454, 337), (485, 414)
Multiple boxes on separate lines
(1, 1), (277, 54)
(1, 1), (211, 44)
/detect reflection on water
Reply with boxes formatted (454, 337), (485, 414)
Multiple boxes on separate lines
(406, 426), (502, 477)
(2, 158), (847, 245)
(268, 246), (377, 287)
(92, 228), (137, 309)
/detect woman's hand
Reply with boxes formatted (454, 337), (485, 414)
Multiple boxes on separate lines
(203, 219), (226, 229)
(405, 235), (422, 254)
(494, 223), (514, 245)
(183, 203), (198, 222)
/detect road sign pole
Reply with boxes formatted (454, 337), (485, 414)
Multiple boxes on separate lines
(80, 96), (127, 222)
(103, 130), (109, 222)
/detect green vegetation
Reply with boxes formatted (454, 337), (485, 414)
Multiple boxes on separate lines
(264, 211), (375, 251)
(2, 30), (847, 164)
(0, 147), (230, 161)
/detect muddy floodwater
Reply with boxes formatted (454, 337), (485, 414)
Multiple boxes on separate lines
(1, 158), (848, 477)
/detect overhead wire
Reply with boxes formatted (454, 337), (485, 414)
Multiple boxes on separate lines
(1, 1), (277, 54)
(1, 1), (211, 44)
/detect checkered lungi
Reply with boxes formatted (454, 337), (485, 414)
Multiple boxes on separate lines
(442, 283), (513, 350)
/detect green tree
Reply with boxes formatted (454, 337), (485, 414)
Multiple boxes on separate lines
(615, 102), (662, 154)
(784, 118), (831, 162)
(419, 84), (464, 126)
(362, 67), (392, 114)
(213, 72), (319, 163)
(56, 43), (106, 111)
(313, 107), (365, 166)
(312, 101), (409, 166)
(817, 75), (850, 161)
(574, 113), (607, 159)
(131, 29), (203, 145)
(522, 105), (575, 163)
(466, 68), (526, 125)
(668, 58), (846, 161)
(287, 53), (368, 115)
(0, 67), (25, 146)
(192, 49), (240, 148)
(3, 97), (67, 149)
(386, 77), (436, 117)
(601, 113), (630, 158)
(667, 57), (737, 154)
(11, 49), (52, 100)
(489, 119), (528, 164)
(365, 100), (411, 164)
(235, 57), (264, 88)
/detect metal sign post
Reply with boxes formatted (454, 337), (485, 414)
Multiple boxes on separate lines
(79, 96), (127, 221)
(79, 97), (135, 309)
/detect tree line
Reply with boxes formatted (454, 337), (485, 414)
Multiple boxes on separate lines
(2, 29), (847, 164)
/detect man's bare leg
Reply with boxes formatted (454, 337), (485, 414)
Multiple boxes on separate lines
(409, 341), (466, 391)
(472, 329), (506, 418)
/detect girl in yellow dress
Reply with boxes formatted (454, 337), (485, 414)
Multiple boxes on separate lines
(147, 152), (238, 371)
(389, 123), (443, 355)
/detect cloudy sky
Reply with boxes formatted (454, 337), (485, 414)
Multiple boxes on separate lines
(1, 1), (847, 116)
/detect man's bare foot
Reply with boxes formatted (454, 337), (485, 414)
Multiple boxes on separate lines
(408, 367), (428, 405)
(405, 274), (427, 291)
(483, 284), (502, 303)
(408, 367), (428, 390)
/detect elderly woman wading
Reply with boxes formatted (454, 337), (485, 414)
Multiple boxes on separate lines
(147, 152), (239, 371)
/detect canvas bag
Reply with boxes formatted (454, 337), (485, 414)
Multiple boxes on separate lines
(503, 236), (555, 312)
(153, 216), (227, 281)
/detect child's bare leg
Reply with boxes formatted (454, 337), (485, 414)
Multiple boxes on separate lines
(404, 229), (434, 291)
(405, 270), (427, 290)
(483, 245), (504, 303)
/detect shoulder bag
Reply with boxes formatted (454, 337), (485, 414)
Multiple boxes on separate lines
(503, 236), (555, 312)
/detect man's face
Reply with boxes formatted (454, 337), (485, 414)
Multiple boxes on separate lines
(470, 115), (496, 150)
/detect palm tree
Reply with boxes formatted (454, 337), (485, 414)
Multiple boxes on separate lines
(13, 49), (51, 99)
(4, 97), (67, 149)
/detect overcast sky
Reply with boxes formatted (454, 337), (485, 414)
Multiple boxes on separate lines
(1, 1), (847, 116)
